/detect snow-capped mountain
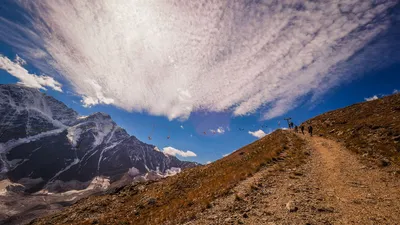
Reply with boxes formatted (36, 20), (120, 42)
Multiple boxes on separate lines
(0, 84), (197, 192)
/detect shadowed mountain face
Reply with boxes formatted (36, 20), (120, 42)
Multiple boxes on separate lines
(0, 84), (197, 192)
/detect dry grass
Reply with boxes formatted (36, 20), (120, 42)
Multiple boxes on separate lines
(303, 93), (400, 165)
(32, 130), (299, 225)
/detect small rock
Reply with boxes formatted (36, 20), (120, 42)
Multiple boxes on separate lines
(224, 217), (231, 222)
(317, 206), (334, 213)
(207, 215), (218, 220)
(380, 158), (390, 167)
(243, 213), (249, 218)
(238, 220), (244, 224)
(286, 201), (298, 212)
(148, 198), (157, 205)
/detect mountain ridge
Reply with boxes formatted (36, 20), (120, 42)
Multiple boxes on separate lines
(0, 84), (197, 193)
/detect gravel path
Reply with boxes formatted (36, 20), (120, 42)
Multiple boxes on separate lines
(185, 132), (400, 225)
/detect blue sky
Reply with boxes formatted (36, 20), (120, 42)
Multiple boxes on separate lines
(1, 1), (400, 164)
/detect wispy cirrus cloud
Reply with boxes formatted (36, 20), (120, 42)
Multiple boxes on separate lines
(0, 1), (398, 120)
(0, 54), (62, 92)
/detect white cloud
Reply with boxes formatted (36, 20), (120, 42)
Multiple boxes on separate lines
(0, 55), (62, 92)
(364, 95), (379, 101)
(222, 151), (232, 157)
(162, 146), (197, 157)
(394, 89), (399, 94)
(180, 125), (184, 129)
(206, 161), (212, 165)
(210, 126), (225, 134)
(0, 1), (397, 120)
(216, 127), (225, 134)
(248, 129), (267, 139)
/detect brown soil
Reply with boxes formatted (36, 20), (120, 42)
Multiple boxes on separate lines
(185, 133), (400, 225)
(304, 93), (400, 165)
(31, 130), (297, 225)
(32, 131), (400, 225)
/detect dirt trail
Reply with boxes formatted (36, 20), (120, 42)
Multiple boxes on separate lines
(186, 132), (400, 225)
(309, 135), (400, 224)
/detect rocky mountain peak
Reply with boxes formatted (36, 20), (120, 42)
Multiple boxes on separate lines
(0, 84), (197, 193)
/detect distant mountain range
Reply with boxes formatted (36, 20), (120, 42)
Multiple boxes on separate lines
(0, 84), (197, 193)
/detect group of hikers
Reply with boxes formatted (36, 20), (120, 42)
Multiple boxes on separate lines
(289, 122), (313, 136)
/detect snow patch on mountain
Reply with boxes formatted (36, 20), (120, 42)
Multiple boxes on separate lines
(48, 158), (80, 182)
(67, 126), (82, 147)
(77, 115), (89, 120)
(0, 84), (198, 193)
(91, 119), (114, 147)
(0, 128), (66, 153)
(97, 139), (123, 173)
(0, 128), (66, 173)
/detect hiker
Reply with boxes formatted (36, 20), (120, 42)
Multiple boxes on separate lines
(308, 125), (313, 137)
(301, 125), (305, 135)
(294, 125), (298, 133)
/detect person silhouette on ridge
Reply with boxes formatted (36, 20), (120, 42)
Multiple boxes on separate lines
(300, 125), (305, 135)
(308, 125), (313, 137)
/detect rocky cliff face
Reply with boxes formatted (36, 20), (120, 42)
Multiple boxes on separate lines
(0, 84), (197, 192)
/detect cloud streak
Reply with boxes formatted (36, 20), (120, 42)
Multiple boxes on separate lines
(0, 55), (62, 92)
(0, 1), (398, 120)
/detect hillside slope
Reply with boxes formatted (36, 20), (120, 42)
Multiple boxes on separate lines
(31, 130), (303, 225)
(303, 93), (400, 165)
(31, 94), (400, 225)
